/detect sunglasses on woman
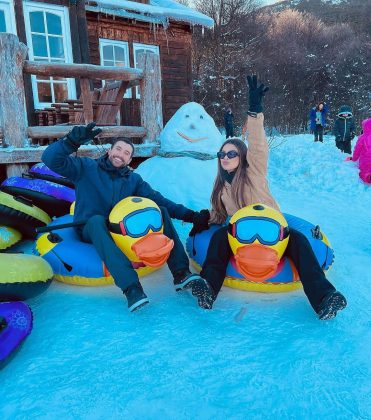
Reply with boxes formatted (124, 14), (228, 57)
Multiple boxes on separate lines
(217, 150), (240, 159)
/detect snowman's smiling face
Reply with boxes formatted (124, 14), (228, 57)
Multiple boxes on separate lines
(177, 112), (208, 143)
(177, 132), (208, 143)
(160, 102), (223, 154)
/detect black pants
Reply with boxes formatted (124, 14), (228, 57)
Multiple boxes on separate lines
(314, 125), (324, 142)
(79, 207), (189, 291)
(336, 140), (352, 154)
(225, 125), (234, 138)
(200, 226), (336, 313)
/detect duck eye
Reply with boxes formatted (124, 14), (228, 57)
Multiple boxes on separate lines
(200, 115), (204, 119)
(185, 115), (189, 118)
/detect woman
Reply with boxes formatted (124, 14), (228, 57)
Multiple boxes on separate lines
(309, 101), (329, 142)
(189, 75), (347, 320)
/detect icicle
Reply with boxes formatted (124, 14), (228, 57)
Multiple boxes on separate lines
(162, 24), (170, 55)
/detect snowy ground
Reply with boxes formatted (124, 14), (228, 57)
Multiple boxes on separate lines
(1, 134), (370, 419)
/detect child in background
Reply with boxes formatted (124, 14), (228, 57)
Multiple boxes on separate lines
(351, 118), (371, 184)
(333, 105), (356, 154)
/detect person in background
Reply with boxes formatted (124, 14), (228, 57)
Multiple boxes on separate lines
(224, 106), (234, 139)
(333, 105), (356, 154)
(309, 101), (329, 142)
(350, 118), (371, 184)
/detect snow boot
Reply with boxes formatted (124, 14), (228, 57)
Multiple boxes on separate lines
(317, 291), (347, 320)
(173, 269), (203, 292)
(125, 284), (149, 312)
(191, 277), (216, 310)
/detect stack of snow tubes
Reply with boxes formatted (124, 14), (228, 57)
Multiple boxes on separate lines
(0, 163), (74, 367)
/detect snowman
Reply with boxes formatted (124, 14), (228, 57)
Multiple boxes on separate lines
(136, 102), (224, 210)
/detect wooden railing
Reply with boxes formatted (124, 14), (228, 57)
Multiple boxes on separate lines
(0, 33), (163, 177)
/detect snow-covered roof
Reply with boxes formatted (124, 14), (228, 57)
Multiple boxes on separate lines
(86, 0), (214, 28)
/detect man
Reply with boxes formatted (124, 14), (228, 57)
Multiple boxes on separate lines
(309, 101), (329, 142)
(42, 123), (206, 312)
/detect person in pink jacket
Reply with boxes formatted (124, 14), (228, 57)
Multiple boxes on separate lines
(352, 118), (371, 184)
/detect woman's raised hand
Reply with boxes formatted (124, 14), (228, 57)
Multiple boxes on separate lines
(246, 75), (269, 114)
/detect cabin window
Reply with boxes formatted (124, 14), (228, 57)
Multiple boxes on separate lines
(133, 43), (160, 99)
(23, 1), (75, 108)
(0, 0), (16, 34)
(99, 39), (131, 98)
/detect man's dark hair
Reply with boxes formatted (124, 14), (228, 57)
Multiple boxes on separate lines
(111, 138), (135, 157)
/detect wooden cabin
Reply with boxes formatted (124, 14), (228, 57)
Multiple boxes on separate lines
(0, 0), (213, 138)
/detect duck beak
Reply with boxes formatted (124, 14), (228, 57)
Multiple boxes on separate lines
(131, 233), (174, 267)
(235, 244), (280, 282)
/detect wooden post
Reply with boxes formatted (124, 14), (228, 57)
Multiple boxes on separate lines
(0, 34), (29, 177)
(80, 77), (94, 123)
(139, 53), (163, 144)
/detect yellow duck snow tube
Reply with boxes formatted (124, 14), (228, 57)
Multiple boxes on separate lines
(36, 197), (174, 286)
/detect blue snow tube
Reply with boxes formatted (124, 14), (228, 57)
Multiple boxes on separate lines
(1, 176), (75, 217)
(28, 163), (74, 188)
(0, 302), (33, 369)
(186, 213), (334, 293)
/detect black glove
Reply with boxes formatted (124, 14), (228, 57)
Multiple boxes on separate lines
(189, 209), (210, 237)
(65, 122), (102, 148)
(247, 74), (269, 114)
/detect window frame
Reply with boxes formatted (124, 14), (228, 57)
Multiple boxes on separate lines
(99, 38), (131, 98)
(23, 1), (76, 109)
(0, 0), (17, 34)
(133, 42), (160, 99)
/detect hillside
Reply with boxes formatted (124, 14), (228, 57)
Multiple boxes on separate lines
(262, 0), (371, 38)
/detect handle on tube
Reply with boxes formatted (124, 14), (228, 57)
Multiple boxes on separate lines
(36, 220), (87, 234)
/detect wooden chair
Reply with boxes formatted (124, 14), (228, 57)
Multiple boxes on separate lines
(95, 80), (129, 126)
(49, 80), (129, 126)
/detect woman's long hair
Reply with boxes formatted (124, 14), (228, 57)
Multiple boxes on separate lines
(211, 138), (249, 223)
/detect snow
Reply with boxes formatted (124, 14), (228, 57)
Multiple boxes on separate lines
(88, 0), (214, 28)
(1, 131), (370, 418)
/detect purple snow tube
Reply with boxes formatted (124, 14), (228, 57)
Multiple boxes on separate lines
(1, 176), (75, 217)
(29, 163), (74, 188)
(0, 301), (33, 369)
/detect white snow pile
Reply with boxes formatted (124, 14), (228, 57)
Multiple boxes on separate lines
(88, 0), (214, 28)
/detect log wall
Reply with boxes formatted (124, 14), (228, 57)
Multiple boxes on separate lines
(86, 13), (193, 125)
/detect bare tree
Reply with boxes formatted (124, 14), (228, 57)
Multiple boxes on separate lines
(249, 9), (370, 132)
(192, 4), (370, 133)
(192, 0), (262, 129)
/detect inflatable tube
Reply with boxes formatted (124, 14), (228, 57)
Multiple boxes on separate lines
(28, 163), (74, 188)
(186, 213), (334, 293)
(0, 191), (51, 238)
(35, 215), (159, 286)
(1, 176), (75, 217)
(0, 302), (33, 369)
(0, 254), (53, 301)
(0, 226), (22, 250)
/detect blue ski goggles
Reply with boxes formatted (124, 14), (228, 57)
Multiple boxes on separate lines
(110, 208), (163, 238)
(228, 216), (289, 246)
